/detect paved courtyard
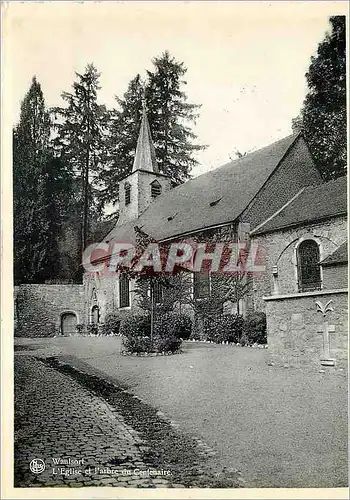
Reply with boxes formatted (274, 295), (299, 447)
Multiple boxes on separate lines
(15, 336), (348, 488)
(14, 356), (174, 488)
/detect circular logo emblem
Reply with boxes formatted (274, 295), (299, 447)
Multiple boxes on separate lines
(29, 458), (45, 474)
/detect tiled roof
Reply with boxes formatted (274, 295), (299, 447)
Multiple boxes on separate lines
(103, 133), (299, 246)
(252, 176), (348, 236)
(321, 241), (348, 266)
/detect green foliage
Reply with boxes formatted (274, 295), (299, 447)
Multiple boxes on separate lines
(76, 324), (86, 335)
(13, 76), (75, 284)
(201, 312), (267, 345)
(171, 313), (192, 340)
(301, 16), (346, 180)
(52, 63), (111, 249)
(243, 311), (267, 345)
(103, 313), (122, 335)
(120, 313), (183, 354)
(102, 52), (206, 207)
(146, 51), (206, 184)
(86, 323), (99, 336)
(99, 75), (144, 206)
(203, 314), (245, 344)
(120, 314), (150, 338)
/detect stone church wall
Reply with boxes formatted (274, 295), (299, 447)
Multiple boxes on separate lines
(251, 216), (347, 312)
(83, 273), (142, 325)
(264, 289), (348, 369)
(14, 284), (84, 337)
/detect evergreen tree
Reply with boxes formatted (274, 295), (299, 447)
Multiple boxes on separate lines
(146, 51), (205, 183)
(52, 64), (110, 250)
(301, 16), (346, 180)
(13, 77), (51, 284)
(40, 155), (76, 280)
(103, 52), (206, 207)
(99, 75), (144, 207)
(13, 77), (76, 283)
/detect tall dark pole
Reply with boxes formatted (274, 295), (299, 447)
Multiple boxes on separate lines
(150, 276), (155, 346)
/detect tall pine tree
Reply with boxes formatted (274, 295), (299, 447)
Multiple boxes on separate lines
(13, 77), (51, 284)
(301, 16), (346, 180)
(52, 64), (110, 250)
(13, 77), (74, 283)
(146, 51), (205, 183)
(102, 52), (205, 208)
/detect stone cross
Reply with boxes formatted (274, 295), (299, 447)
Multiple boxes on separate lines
(315, 299), (335, 366)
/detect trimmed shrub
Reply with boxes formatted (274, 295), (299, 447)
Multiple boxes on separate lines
(76, 324), (86, 335)
(103, 314), (121, 335)
(120, 313), (183, 354)
(87, 323), (98, 336)
(123, 334), (153, 354)
(244, 311), (267, 345)
(203, 314), (244, 344)
(154, 312), (192, 340)
(172, 314), (192, 340)
(120, 314), (150, 338)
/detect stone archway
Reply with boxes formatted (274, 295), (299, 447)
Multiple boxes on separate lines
(60, 312), (77, 336)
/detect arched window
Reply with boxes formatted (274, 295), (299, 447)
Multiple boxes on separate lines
(150, 180), (162, 198)
(124, 182), (131, 205)
(297, 239), (322, 292)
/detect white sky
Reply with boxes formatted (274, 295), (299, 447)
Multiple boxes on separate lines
(4, 1), (347, 176)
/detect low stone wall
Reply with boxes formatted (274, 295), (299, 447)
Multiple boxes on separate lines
(15, 284), (84, 337)
(264, 289), (348, 369)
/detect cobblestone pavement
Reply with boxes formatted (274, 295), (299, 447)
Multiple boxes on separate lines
(14, 356), (176, 488)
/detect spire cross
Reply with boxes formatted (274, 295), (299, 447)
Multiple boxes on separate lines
(141, 84), (147, 113)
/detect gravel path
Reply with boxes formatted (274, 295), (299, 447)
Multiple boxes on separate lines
(14, 354), (243, 488)
(15, 337), (348, 488)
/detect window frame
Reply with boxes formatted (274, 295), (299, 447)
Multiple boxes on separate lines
(193, 269), (211, 300)
(150, 180), (162, 198)
(119, 274), (131, 308)
(124, 182), (131, 206)
(295, 238), (322, 292)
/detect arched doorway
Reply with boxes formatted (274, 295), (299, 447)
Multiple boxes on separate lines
(61, 312), (77, 336)
(91, 305), (100, 324)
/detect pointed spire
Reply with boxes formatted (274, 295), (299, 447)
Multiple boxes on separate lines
(132, 91), (158, 173)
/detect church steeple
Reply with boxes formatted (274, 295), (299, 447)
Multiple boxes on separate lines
(132, 98), (158, 173)
(116, 96), (171, 226)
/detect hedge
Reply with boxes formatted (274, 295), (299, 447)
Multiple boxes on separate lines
(120, 313), (190, 354)
(202, 312), (267, 345)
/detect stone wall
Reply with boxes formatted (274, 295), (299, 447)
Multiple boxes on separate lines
(264, 289), (348, 369)
(251, 216), (347, 312)
(83, 273), (143, 324)
(15, 284), (84, 337)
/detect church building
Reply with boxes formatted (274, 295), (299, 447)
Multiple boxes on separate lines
(15, 101), (347, 368)
(84, 104), (347, 369)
